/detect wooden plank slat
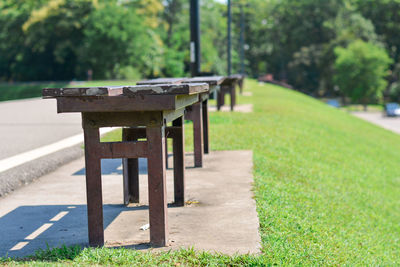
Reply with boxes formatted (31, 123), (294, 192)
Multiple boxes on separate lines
(221, 75), (241, 86)
(230, 74), (244, 80)
(123, 83), (208, 95)
(57, 95), (176, 113)
(137, 78), (184, 85)
(175, 94), (199, 110)
(182, 76), (226, 86)
(43, 86), (124, 98)
(99, 141), (148, 159)
(82, 112), (164, 128)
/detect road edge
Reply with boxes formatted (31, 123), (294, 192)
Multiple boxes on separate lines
(0, 144), (84, 197)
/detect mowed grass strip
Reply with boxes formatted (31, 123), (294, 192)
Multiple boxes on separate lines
(2, 80), (399, 265)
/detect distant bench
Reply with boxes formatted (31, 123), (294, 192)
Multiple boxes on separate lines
(216, 74), (244, 111)
(137, 76), (225, 168)
(43, 83), (208, 247)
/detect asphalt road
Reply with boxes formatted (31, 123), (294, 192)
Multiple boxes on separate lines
(0, 98), (82, 160)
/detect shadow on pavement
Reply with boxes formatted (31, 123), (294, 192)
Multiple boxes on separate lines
(0, 204), (145, 258)
(73, 158), (148, 175)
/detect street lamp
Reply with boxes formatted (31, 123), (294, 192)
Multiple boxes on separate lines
(227, 1), (248, 76)
(227, 0), (232, 76)
(190, 0), (201, 77)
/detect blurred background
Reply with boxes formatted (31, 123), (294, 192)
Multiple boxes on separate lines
(1, 0), (400, 107)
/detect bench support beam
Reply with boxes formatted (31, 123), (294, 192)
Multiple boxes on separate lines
(185, 102), (203, 167)
(202, 99), (210, 154)
(83, 126), (104, 247)
(146, 125), (168, 246)
(81, 112), (184, 247)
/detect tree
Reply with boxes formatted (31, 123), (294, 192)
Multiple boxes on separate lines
(81, 1), (160, 79)
(334, 40), (392, 109)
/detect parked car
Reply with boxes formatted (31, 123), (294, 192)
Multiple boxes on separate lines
(326, 99), (340, 108)
(384, 103), (400, 117)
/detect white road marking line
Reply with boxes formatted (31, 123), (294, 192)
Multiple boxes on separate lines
(10, 241), (29, 251)
(25, 223), (53, 240)
(50, 211), (69, 222)
(0, 128), (115, 173)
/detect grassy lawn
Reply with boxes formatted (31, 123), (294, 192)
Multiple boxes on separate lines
(2, 80), (399, 265)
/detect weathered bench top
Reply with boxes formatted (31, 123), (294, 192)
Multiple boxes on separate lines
(220, 75), (242, 86)
(181, 76), (225, 86)
(43, 83), (208, 98)
(42, 83), (209, 113)
(230, 74), (244, 80)
(138, 76), (226, 87)
(136, 78), (184, 85)
(123, 83), (208, 95)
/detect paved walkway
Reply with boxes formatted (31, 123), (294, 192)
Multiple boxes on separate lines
(0, 98), (81, 160)
(0, 151), (261, 257)
(352, 111), (400, 134)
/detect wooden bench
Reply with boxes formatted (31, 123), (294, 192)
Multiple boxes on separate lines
(234, 74), (245, 94)
(137, 76), (225, 167)
(43, 83), (208, 247)
(217, 75), (242, 111)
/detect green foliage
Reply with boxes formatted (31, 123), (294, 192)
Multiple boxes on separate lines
(81, 1), (155, 79)
(0, 0), (228, 81)
(388, 81), (400, 101)
(334, 40), (392, 104)
(2, 0), (400, 102)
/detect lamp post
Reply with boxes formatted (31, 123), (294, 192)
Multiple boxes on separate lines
(228, 1), (248, 76)
(190, 0), (201, 77)
(227, 0), (232, 76)
(239, 4), (245, 75)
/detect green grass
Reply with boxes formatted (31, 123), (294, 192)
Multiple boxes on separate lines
(2, 80), (400, 265)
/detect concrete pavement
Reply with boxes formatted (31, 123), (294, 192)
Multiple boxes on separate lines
(0, 150), (261, 257)
(352, 111), (400, 134)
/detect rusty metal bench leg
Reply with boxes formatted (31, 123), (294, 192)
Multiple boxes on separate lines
(202, 99), (209, 154)
(146, 124), (168, 246)
(82, 124), (104, 247)
(230, 85), (236, 111)
(172, 117), (185, 206)
(122, 128), (140, 205)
